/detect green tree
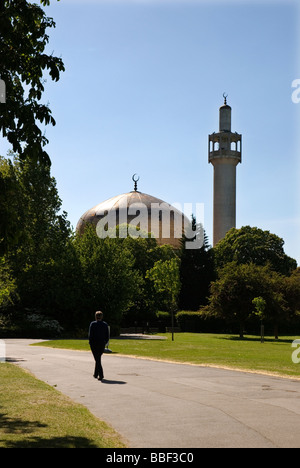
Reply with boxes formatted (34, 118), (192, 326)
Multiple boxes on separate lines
(0, 0), (64, 164)
(252, 296), (266, 322)
(252, 296), (267, 342)
(209, 262), (287, 338)
(146, 258), (181, 313)
(1, 155), (76, 323)
(281, 268), (300, 322)
(0, 156), (23, 254)
(122, 235), (177, 324)
(74, 226), (141, 335)
(146, 257), (180, 339)
(179, 217), (215, 310)
(0, 257), (18, 310)
(214, 226), (297, 276)
(98, 225), (179, 325)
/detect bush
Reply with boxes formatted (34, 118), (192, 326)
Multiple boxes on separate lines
(23, 313), (63, 337)
(156, 310), (171, 333)
(0, 310), (63, 338)
(176, 308), (226, 333)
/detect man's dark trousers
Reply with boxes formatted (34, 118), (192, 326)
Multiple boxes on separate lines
(90, 343), (105, 380)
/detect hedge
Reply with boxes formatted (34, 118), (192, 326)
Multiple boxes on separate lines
(176, 310), (227, 333)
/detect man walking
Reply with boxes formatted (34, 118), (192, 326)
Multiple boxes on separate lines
(88, 311), (109, 381)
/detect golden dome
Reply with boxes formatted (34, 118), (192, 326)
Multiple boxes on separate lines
(76, 190), (190, 248)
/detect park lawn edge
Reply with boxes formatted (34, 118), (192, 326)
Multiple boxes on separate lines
(0, 362), (127, 448)
(110, 354), (300, 381)
(32, 333), (300, 381)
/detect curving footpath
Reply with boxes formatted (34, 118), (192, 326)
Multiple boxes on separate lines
(4, 339), (300, 448)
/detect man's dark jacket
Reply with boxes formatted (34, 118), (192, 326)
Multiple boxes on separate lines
(88, 320), (109, 346)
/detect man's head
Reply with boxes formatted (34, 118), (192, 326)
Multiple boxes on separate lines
(95, 311), (103, 321)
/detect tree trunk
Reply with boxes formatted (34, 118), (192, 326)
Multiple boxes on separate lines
(274, 323), (279, 340)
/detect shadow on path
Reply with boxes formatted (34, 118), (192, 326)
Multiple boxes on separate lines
(5, 357), (26, 363)
(101, 379), (126, 385)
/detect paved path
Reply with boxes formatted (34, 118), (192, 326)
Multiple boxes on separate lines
(4, 339), (300, 448)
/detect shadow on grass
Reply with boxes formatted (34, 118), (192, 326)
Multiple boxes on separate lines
(3, 435), (99, 448)
(112, 336), (167, 341)
(219, 336), (294, 344)
(0, 410), (98, 448)
(0, 410), (47, 434)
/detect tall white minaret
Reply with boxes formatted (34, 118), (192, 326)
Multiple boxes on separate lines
(208, 95), (242, 246)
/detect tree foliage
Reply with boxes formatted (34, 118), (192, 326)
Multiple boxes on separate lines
(252, 296), (266, 321)
(209, 262), (288, 338)
(0, 256), (18, 310)
(119, 236), (175, 324)
(146, 257), (181, 313)
(282, 268), (300, 316)
(0, 155), (76, 323)
(179, 217), (215, 310)
(74, 225), (142, 335)
(0, 156), (23, 254)
(214, 226), (297, 275)
(0, 0), (64, 164)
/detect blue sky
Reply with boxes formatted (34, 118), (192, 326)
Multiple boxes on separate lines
(2, 0), (300, 263)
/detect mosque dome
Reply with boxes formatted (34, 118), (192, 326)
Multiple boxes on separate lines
(76, 176), (190, 248)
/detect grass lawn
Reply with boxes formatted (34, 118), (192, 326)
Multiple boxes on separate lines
(34, 333), (300, 379)
(0, 363), (126, 448)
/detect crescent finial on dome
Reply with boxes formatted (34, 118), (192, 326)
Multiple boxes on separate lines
(132, 173), (140, 192)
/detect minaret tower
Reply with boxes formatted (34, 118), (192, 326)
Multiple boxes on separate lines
(208, 94), (242, 246)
